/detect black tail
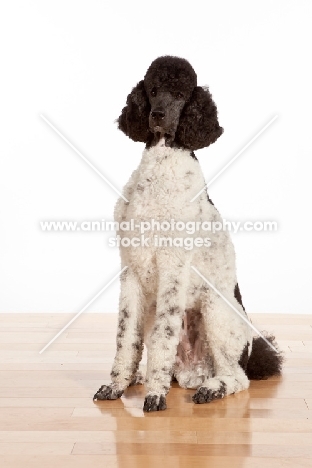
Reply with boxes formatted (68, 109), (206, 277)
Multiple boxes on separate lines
(246, 334), (284, 380)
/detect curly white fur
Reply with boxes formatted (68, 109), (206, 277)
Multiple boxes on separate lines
(96, 144), (254, 408)
(107, 145), (252, 396)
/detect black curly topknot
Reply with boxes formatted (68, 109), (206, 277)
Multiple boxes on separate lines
(144, 55), (197, 100)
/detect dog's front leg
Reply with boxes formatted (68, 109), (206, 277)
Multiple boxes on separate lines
(93, 267), (144, 401)
(143, 251), (190, 412)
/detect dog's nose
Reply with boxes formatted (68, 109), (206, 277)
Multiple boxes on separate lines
(151, 109), (165, 120)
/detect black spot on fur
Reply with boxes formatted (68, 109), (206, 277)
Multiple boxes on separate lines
(238, 342), (249, 371)
(132, 342), (142, 351)
(111, 370), (120, 378)
(169, 306), (179, 315)
(246, 334), (284, 380)
(120, 270), (127, 281)
(170, 286), (178, 295)
(119, 318), (126, 331)
(165, 326), (174, 337)
(163, 287), (177, 299)
(117, 319), (126, 338)
(215, 381), (226, 399)
(234, 283), (245, 311)
(121, 307), (129, 318)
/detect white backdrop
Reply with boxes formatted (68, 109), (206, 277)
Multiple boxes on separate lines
(1, 0), (311, 313)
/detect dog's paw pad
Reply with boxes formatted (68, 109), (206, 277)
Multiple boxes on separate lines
(192, 382), (226, 404)
(143, 394), (167, 412)
(93, 384), (123, 401)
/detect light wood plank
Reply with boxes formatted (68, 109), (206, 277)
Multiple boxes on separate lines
(0, 430), (196, 444)
(71, 442), (312, 457)
(0, 442), (74, 455)
(3, 455), (312, 468)
(197, 431), (312, 445)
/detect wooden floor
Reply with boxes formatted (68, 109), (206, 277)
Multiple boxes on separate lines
(1, 313), (312, 467)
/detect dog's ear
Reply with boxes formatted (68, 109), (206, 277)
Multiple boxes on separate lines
(175, 86), (223, 151)
(117, 80), (151, 143)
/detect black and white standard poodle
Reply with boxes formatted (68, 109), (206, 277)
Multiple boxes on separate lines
(94, 56), (283, 412)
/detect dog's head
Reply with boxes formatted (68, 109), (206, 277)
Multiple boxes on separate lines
(117, 55), (223, 151)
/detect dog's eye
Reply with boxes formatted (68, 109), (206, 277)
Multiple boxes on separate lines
(176, 92), (184, 99)
(151, 88), (157, 97)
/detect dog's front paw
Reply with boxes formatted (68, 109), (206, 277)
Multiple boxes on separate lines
(93, 384), (124, 401)
(143, 394), (167, 412)
(192, 382), (226, 404)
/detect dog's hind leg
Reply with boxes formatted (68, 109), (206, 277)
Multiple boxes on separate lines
(93, 267), (144, 401)
(192, 285), (251, 404)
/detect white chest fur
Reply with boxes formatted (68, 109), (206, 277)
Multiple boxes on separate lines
(114, 145), (236, 296)
(127, 146), (206, 222)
